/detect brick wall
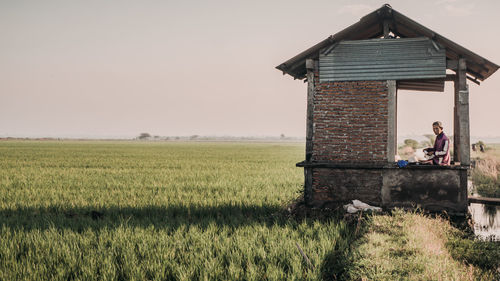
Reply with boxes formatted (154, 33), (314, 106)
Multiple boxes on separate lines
(312, 80), (389, 163)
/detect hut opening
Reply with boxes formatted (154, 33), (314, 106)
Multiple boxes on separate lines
(276, 4), (499, 214)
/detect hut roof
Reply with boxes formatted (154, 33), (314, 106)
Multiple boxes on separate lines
(276, 4), (499, 82)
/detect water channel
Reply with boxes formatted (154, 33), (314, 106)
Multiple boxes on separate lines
(468, 203), (500, 241)
(468, 181), (500, 241)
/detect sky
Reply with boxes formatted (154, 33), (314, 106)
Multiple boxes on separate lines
(1, 0), (499, 139)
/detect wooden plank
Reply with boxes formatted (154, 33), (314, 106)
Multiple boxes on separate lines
(453, 114), (459, 163)
(397, 79), (445, 92)
(453, 66), (461, 163)
(305, 59), (315, 162)
(458, 58), (470, 166)
(387, 80), (396, 162)
(395, 82), (398, 160)
(304, 59), (316, 205)
(446, 59), (458, 70)
(467, 75), (480, 85)
(383, 19), (391, 38)
(468, 196), (500, 206)
(322, 42), (339, 56)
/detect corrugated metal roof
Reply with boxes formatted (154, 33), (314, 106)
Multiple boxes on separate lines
(276, 4), (499, 82)
(319, 37), (446, 82)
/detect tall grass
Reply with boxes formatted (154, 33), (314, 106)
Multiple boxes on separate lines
(1, 141), (497, 280)
(0, 141), (358, 281)
(347, 210), (498, 280)
(472, 156), (500, 198)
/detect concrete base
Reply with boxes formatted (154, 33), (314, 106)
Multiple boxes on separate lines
(300, 162), (468, 214)
(381, 167), (468, 213)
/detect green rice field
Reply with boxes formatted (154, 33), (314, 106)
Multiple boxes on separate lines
(0, 141), (357, 280)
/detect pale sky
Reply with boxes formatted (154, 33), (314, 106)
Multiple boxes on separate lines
(1, 0), (499, 138)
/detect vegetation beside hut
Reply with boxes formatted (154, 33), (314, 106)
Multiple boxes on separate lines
(348, 210), (498, 280)
(472, 144), (500, 198)
(0, 141), (498, 280)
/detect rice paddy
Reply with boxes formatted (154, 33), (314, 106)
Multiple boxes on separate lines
(1, 140), (497, 280)
(0, 140), (357, 280)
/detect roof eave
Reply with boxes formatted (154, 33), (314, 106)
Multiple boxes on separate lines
(391, 9), (500, 81)
(276, 5), (385, 79)
(276, 4), (499, 82)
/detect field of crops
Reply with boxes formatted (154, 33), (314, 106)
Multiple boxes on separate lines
(0, 141), (358, 280)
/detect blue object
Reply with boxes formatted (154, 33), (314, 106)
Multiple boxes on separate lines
(397, 160), (408, 168)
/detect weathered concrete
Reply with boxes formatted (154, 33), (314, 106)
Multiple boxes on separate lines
(382, 168), (468, 213)
(311, 168), (382, 208)
(304, 164), (468, 214)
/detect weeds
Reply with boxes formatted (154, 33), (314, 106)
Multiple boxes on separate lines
(472, 157), (500, 197)
(347, 209), (498, 281)
(446, 237), (500, 271)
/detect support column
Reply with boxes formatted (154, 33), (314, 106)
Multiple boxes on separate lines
(383, 19), (391, 38)
(453, 83), (460, 163)
(304, 59), (315, 204)
(395, 87), (398, 156)
(387, 80), (397, 162)
(454, 58), (470, 166)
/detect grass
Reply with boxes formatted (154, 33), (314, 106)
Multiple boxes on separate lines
(447, 234), (500, 273)
(471, 144), (500, 197)
(0, 140), (498, 280)
(347, 210), (499, 281)
(0, 141), (359, 281)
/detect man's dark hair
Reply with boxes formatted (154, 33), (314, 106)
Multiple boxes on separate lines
(432, 121), (443, 129)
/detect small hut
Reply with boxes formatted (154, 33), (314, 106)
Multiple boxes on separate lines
(276, 4), (498, 213)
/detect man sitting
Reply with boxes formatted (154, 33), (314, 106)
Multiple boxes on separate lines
(423, 121), (450, 165)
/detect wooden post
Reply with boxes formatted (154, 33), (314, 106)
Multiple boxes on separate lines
(304, 59), (315, 204)
(454, 58), (470, 166)
(305, 59), (315, 162)
(387, 80), (397, 162)
(458, 58), (470, 166)
(383, 19), (391, 38)
(395, 85), (398, 156)
(453, 81), (460, 163)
